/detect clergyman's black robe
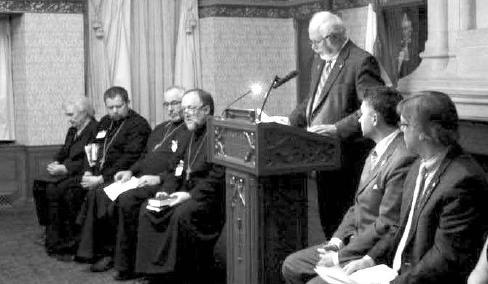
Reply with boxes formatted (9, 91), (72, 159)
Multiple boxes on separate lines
(114, 120), (190, 272)
(76, 109), (151, 260)
(135, 124), (225, 283)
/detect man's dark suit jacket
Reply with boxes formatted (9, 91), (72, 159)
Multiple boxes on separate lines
(368, 145), (488, 284)
(333, 133), (416, 264)
(54, 119), (99, 178)
(90, 109), (151, 183)
(289, 40), (385, 237)
(289, 40), (384, 139)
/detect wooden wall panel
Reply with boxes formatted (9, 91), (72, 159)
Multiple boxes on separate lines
(0, 144), (61, 206)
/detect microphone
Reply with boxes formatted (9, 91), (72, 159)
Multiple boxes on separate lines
(273, 70), (298, 89)
(220, 84), (263, 117)
(257, 71), (298, 121)
(220, 90), (253, 117)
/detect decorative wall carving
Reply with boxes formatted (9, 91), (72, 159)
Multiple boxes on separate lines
(0, 0), (83, 14)
(262, 127), (337, 168)
(199, 1), (331, 19)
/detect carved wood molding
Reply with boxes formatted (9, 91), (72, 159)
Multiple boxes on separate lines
(199, 1), (331, 19)
(0, 0), (83, 14)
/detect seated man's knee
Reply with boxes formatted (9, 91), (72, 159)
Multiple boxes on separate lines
(282, 252), (300, 280)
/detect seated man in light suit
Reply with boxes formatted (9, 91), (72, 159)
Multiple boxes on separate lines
(343, 91), (488, 284)
(282, 87), (416, 284)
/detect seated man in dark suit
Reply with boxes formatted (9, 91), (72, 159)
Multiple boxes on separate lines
(134, 89), (225, 284)
(32, 96), (98, 259)
(111, 86), (190, 281)
(343, 91), (488, 284)
(282, 87), (415, 284)
(76, 86), (151, 271)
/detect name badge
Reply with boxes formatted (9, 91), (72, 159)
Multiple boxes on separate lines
(171, 140), (178, 152)
(175, 160), (184, 177)
(96, 130), (107, 139)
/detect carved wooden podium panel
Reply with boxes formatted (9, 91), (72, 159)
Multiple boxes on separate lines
(208, 117), (340, 284)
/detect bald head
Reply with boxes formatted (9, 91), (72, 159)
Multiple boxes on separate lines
(163, 86), (185, 122)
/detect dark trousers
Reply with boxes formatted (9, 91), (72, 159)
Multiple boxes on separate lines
(76, 187), (116, 260)
(114, 185), (159, 272)
(282, 244), (324, 284)
(33, 178), (86, 254)
(317, 139), (372, 238)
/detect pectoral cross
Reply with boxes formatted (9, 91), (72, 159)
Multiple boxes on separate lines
(186, 167), (191, 181)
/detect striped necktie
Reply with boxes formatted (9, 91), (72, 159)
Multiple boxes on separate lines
(312, 60), (333, 110)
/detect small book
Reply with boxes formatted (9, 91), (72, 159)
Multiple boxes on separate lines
(314, 264), (397, 284)
(146, 204), (164, 212)
(147, 195), (176, 208)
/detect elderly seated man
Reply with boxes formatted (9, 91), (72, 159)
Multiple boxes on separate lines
(110, 86), (190, 281)
(134, 89), (225, 284)
(32, 96), (98, 260)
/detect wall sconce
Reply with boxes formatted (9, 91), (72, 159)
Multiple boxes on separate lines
(185, 9), (197, 34)
(92, 20), (104, 39)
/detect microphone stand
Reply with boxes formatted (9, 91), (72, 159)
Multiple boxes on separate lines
(256, 76), (279, 121)
(220, 90), (252, 117)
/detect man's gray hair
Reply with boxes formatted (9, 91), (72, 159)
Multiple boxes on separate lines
(309, 11), (346, 39)
(164, 86), (186, 99)
(63, 96), (95, 118)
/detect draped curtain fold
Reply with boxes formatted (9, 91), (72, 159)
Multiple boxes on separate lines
(131, 0), (179, 126)
(88, 0), (202, 125)
(0, 16), (14, 140)
(87, 0), (131, 118)
(174, 0), (201, 89)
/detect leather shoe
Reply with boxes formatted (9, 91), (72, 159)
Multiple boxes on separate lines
(132, 278), (151, 284)
(90, 256), (113, 272)
(56, 254), (75, 262)
(113, 270), (138, 281)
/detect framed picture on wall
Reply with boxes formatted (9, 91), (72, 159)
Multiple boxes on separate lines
(376, 0), (427, 85)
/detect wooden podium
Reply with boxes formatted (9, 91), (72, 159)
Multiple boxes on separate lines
(208, 114), (341, 284)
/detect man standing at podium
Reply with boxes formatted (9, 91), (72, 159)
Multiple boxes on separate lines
(289, 11), (384, 237)
(283, 87), (414, 284)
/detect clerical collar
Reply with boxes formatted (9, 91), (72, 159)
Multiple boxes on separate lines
(193, 122), (207, 137)
(171, 119), (184, 127)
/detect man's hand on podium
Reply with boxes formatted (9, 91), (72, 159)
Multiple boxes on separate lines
(307, 124), (337, 137)
(257, 109), (290, 125)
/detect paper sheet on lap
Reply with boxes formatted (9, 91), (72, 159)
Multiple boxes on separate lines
(103, 177), (140, 201)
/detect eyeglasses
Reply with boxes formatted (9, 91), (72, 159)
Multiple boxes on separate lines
(163, 100), (181, 107)
(183, 105), (205, 113)
(399, 122), (410, 131)
(309, 34), (332, 47)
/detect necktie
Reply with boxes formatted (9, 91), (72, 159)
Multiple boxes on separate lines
(312, 60), (333, 110)
(392, 164), (428, 271)
(370, 150), (378, 170)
